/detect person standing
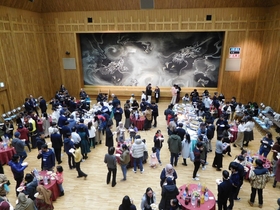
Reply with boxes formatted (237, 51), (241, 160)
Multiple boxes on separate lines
(159, 164), (178, 187)
(37, 144), (55, 171)
(212, 136), (224, 171)
(17, 124), (31, 152)
(104, 146), (117, 187)
(143, 106), (152, 130)
(154, 130), (164, 166)
(271, 137), (280, 177)
(259, 132), (274, 158)
(175, 84), (181, 103)
(8, 154), (28, 196)
(154, 86), (160, 103)
(131, 135), (146, 173)
(38, 96), (47, 115)
(170, 85), (178, 105)
(71, 144), (87, 179)
(119, 195), (137, 210)
(50, 128), (63, 164)
(151, 102), (158, 128)
(248, 159), (270, 208)
(227, 162), (240, 210)
(11, 132), (27, 163)
(146, 84), (152, 104)
(243, 116), (255, 147)
(119, 144), (130, 181)
(158, 177), (179, 210)
(193, 142), (204, 181)
(233, 120), (246, 149)
(167, 130), (182, 167)
(63, 133), (76, 169)
(141, 187), (156, 210)
(217, 170), (232, 210)
(105, 123), (114, 152)
(181, 133), (191, 166)
(113, 104), (123, 127)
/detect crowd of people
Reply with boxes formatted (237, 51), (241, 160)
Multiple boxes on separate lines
(0, 83), (279, 210)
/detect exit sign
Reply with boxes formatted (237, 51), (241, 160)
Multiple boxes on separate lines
(229, 47), (241, 58)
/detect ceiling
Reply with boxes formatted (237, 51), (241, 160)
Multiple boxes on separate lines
(0, 0), (279, 13)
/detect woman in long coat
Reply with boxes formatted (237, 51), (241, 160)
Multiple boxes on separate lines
(181, 133), (191, 166)
(105, 124), (114, 152)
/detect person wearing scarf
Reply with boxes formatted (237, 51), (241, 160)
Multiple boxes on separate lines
(159, 164), (178, 187)
(35, 185), (54, 210)
(15, 192), (36, 210)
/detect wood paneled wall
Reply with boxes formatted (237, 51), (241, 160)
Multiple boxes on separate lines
(0, 6), (52, 114)
(0, 5), (279, 115)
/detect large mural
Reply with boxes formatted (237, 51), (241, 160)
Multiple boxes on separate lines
(80, 32), (224, 87)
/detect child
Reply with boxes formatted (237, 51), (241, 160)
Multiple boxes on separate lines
(128, 124), (138, 143)
(182, 93), (190, 104)
(55, 166), (64, 196)
(141, 91), (146, 101)
(130, 94), (135, 104)
(150, 147), (158, 168)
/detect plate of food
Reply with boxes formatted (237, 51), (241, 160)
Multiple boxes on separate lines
(50, 177), (56, 181)
(34, 192), (39, 198)
(216, 179), (222, 185)
(21, 162), (28, 166)
(47, 171), (53, 175)
(17, 186), (25, 192)
(69, 148), (75, 153)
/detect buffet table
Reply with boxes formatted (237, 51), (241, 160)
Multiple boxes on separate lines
(177, 184), (216, 210)
(0, 147), (16, 165)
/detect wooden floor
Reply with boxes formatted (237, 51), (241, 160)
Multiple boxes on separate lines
(4, 101), (279, 210)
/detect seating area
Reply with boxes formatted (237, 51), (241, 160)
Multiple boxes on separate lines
(1, 107), (22, 122)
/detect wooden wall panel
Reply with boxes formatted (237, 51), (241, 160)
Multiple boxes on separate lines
(58, 33), (80, 96)
(219, 31), (246, 102)
(44, 33), (62, 95)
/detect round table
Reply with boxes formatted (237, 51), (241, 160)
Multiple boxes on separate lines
(177, 184), (216, 210)
(39, 171), (60, 201)
(0, 147), (16, 165)
(130, 116), (145, 130)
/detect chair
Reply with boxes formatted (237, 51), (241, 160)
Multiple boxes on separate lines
(17, 106), (21, 113)
(10, 109), (17, 120)
(2, 114), (11, 122)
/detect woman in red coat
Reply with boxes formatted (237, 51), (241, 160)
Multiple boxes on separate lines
(17, 124), (31, 152)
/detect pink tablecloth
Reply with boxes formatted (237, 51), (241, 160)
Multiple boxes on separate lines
(39, 171), (60, 201)
(230, 126), (238, 143)
(0, 147), (15, 165)
(177, 184), (216, 210)
(130, 116), (145, 130)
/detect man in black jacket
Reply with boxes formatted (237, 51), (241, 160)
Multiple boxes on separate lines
(217, 170), (232, 210)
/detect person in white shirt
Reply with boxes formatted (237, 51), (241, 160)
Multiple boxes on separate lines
(170, 85), (178, 105)
(71, 127), (81, 145)
(203, 95), (212, 111)
(88, 121), (96, 148)
(243, 116), (255, 146)
(234, 103), (244, 122)
(233, 120), (247, 149)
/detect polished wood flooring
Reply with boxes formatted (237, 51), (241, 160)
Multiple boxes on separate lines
(4, 101), (279, 210)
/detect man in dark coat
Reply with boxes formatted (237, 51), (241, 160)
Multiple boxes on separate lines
(176, 123), (186, 141)
(158, 177), (179, 210)
(50, 128), (63, 164)
(151, 102), (158, 127)
(217, 170), (232, 210)
(113, 104), (123, 127)
(39, 96), (47, 115)
(105, 124), (114, 152)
